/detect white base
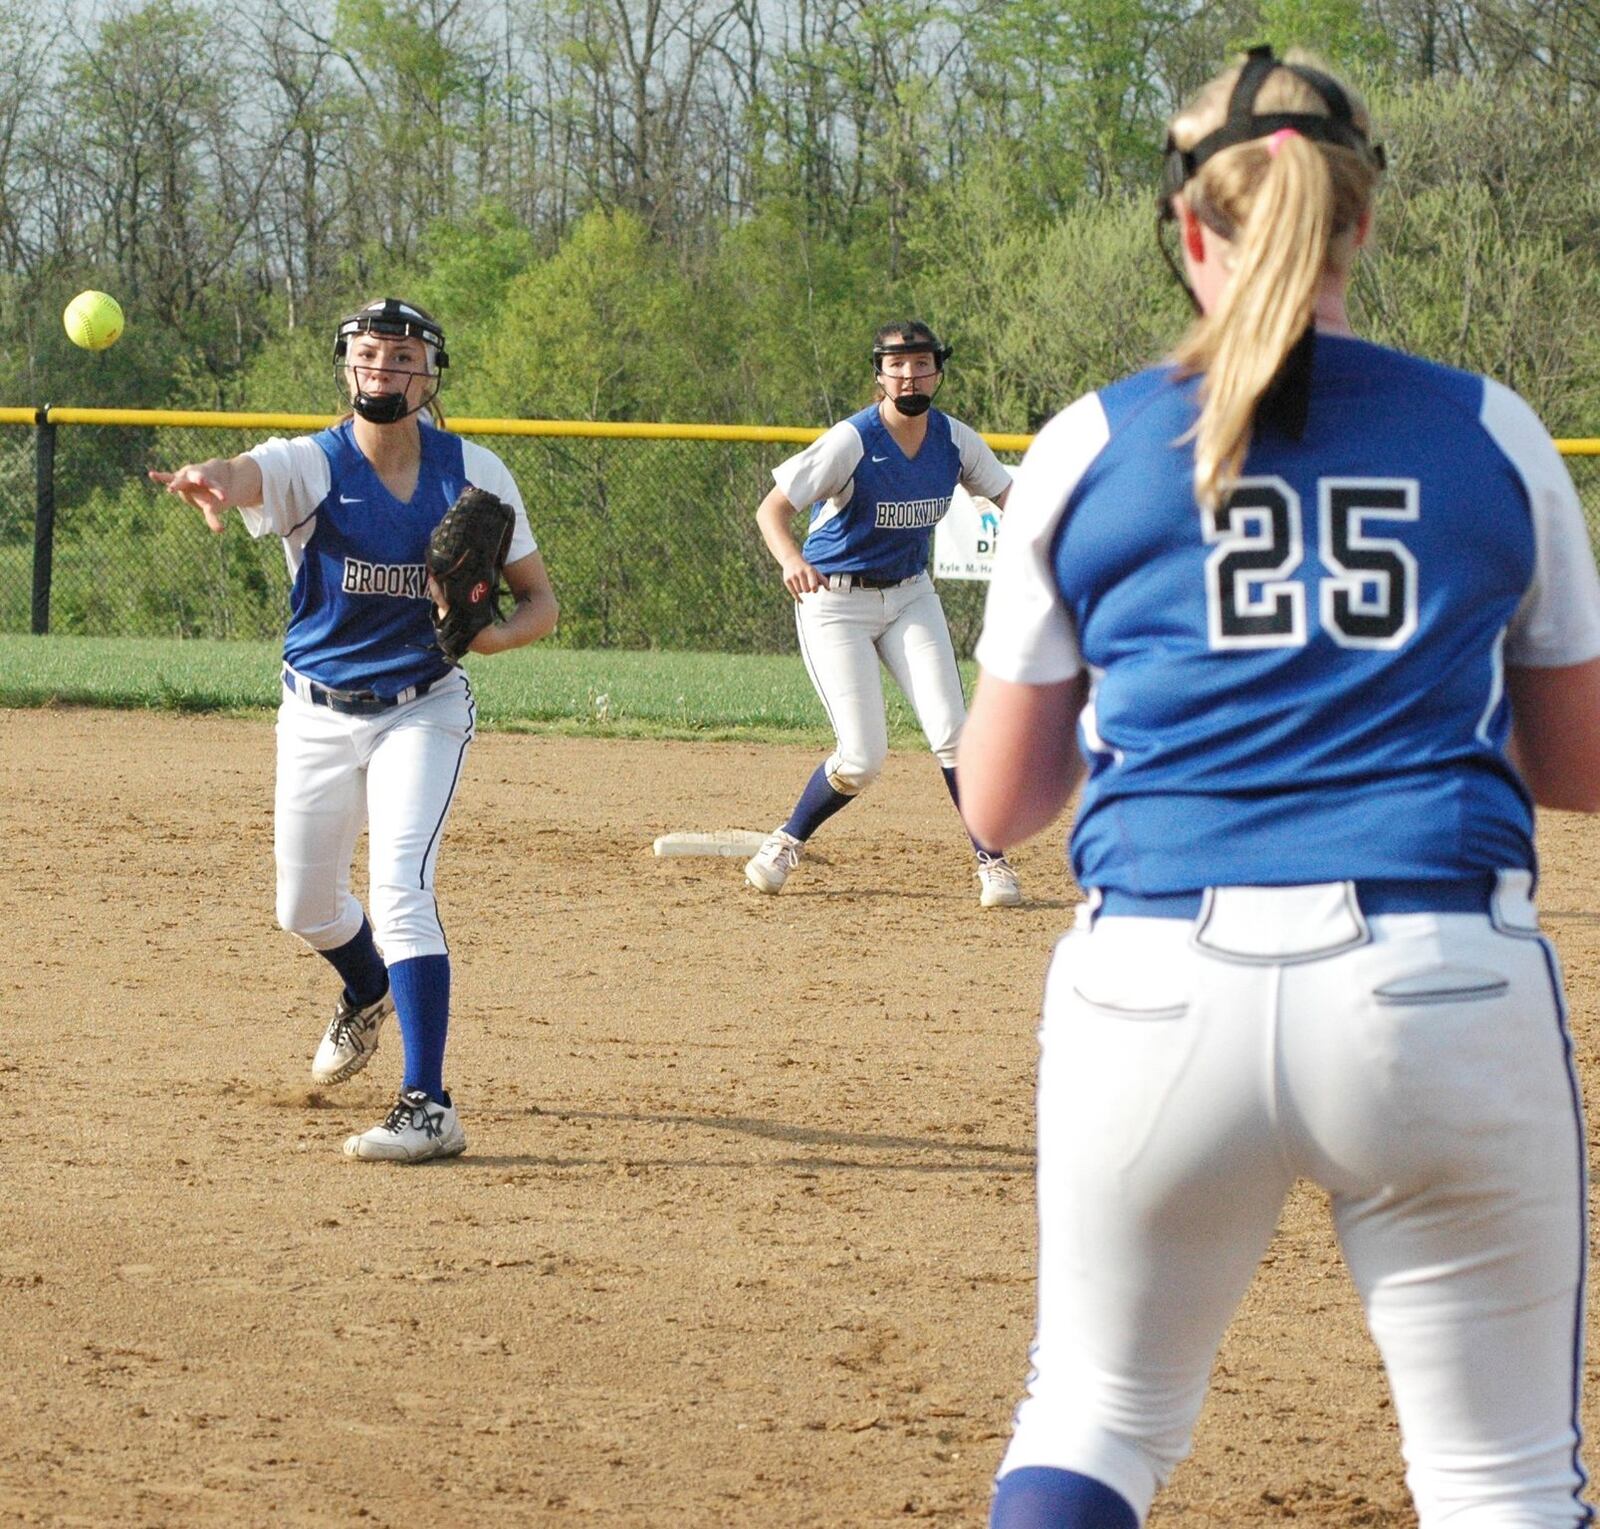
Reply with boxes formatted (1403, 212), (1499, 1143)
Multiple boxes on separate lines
(653, 829), (770, 859)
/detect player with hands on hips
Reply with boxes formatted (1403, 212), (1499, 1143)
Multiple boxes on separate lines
(959, 48), (1600, 1528)
(150, 297), (558, 1163)
(746, 320), (1022, 906)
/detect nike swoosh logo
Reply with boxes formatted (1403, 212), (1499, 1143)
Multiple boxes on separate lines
(871, 455), (889, 463)
(340, 494), (362, 504)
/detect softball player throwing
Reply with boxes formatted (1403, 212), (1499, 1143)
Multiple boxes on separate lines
(746, 321), (1022, 905)
(151, 297), (558, 1163)
(958, 50), (1600, 1527)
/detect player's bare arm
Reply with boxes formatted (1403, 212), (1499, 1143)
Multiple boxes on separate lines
(755, 484), (824, 596)
(1506, 656), (1600, 811)
(147, 453), (265, 531)
(465, 550), (559, 656)
(957, 671), (1087, 849)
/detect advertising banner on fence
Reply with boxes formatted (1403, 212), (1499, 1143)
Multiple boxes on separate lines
(933, 485), (1001, 580)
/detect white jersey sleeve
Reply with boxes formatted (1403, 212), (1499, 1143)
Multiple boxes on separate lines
(1480, 381), (1600, 667)
(463, 439), (538, 562)
(242, 436), (331, 541)
(949, 419), (1013, 502)
(772, 421), (866, 509)
(974, 393), (1112, 684)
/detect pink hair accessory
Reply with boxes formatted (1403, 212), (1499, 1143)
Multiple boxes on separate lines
(1267, 127), (1301, 157)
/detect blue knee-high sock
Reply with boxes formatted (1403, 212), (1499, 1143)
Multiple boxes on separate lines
(941, 766), (1004, 859)
(388, 954), (451, 1103)
(991, 1468), (1138, 1529)
(320, 917), (389, 1008)
(782, 763), (855, 842)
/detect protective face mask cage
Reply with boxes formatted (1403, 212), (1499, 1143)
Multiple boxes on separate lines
(333, 298), (451, 373)
(872, 336), (952, 375)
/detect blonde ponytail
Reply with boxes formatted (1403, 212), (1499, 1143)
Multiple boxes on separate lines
(1175, 134), (1334, 508)
(1164, 52), (1382, 510)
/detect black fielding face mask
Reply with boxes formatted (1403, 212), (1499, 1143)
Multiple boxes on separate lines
(351, 389), (411, 424)
(891, 391), (933, 417)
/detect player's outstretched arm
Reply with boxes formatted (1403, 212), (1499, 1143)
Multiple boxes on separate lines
(465, 550), (558, 656)
(1506, 657), (1600, 811)
(147, 454), (265, 533)
(755, 485), (824, 596)
(957, 669), (1088, 848)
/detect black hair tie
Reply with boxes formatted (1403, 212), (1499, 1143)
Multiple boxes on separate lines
(1258, 325), (1317, 441)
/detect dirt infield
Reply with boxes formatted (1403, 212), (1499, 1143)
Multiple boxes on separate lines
(7, 706), (1600, 1527)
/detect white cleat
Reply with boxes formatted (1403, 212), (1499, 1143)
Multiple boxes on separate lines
(745, 829), (804, 894)
(343, 1088), (467, 1163)
(977, 853), (1023, 908)
(311, 989), (393, 1085)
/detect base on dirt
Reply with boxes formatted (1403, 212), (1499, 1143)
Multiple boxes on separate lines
(652, 829), (769, 858)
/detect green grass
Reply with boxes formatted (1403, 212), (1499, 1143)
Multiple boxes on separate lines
(0, 635), (959, 746)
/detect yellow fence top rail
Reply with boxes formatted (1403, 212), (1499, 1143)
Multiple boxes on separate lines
(3, 405), (1595, 458)
(33, 406), (827, 445)
(44, 407), (337, 431)
(447, 417), (824, 445)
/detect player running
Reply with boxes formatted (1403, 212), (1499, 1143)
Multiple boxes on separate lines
(745, 320), (1023, 906)
(958, 48), (1600, 1528)
(151, 298), (558, 1163)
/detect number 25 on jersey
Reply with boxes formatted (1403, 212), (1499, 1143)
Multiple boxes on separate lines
(1205, 476), (1419, 651)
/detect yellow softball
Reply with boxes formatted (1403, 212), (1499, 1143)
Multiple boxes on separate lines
(63, 290), (125, 351)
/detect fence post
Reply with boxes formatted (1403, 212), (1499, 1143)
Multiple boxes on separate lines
(31, 407), (56, 636)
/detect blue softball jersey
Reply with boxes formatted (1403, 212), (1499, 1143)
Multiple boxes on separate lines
(243, 419), (537, 699)
(774, 404), (1012, 581)
(976, 334), (1600, 894)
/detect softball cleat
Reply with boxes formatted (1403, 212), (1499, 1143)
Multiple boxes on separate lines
(343, 1088), (467, 1162)
(745, 828), (804, 893)
(977, 853), (1023, 908)
(311, 988), (393, 1085)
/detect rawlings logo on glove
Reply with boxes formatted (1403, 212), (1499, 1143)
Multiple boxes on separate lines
(425, 486), (515, 664)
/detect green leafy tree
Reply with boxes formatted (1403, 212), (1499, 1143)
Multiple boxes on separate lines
(696, 197), (899, 425)
(469, 207), (686, 419)
(414, 201), (540, 338)
(1254, 0), (1393, 70)
(327, 0), (494, 260)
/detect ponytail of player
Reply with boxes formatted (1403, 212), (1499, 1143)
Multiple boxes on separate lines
(1164, 49), (1384, 510)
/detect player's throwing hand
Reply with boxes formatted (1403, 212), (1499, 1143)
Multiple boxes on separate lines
(147, 460), (253, 533)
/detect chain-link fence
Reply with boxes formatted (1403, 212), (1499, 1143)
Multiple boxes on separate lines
(3, 409), (1597, 656)
(0, 410), (1024, 654)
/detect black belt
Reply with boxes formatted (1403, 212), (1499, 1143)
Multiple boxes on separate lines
(1098, 876), (1498, 920)
(826, 571), (923, 591)
(283, 667), (440, 716)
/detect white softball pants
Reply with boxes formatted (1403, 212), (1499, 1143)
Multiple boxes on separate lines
(794, 573), (967, 792)
(273, 672), (475, 965)
(998, 880), (1590, 1527)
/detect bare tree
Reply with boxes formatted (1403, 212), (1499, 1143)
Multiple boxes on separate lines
(252, 5), (361, 327)
(49, 1), (288, 328)
(513, 0), (745, 237)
